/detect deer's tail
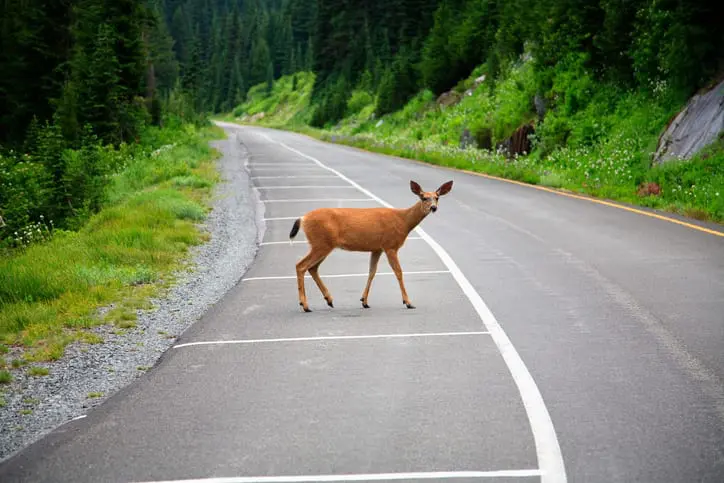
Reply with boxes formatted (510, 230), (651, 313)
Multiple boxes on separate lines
(289, 217), (301, 240)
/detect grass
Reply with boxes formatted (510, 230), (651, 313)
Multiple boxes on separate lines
(0, 122), (224, 364)
(0, 370), (11, 384)
(28, 366), (49, 377)
(87, 391), (103, 399)
(227, 69), (723, 224)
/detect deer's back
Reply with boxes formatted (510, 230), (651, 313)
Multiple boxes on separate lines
(302, 207), (408, 251)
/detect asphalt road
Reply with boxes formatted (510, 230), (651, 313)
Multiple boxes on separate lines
(1, 122), (723, 483)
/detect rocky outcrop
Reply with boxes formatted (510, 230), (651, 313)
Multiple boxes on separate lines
(653, 78), (724, 164)
(438, 75), (487, 108)
(459, 128), (475, 149)
(436, 90), (462, 108)
(498, 122), (535, 157)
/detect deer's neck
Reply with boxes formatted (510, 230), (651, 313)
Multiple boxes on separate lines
(400, 201), (428, 233)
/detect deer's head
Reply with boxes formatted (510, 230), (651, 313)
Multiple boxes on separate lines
(410, 180), (454, 214)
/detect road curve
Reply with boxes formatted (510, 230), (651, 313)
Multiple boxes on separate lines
(0, 123), (722, 483)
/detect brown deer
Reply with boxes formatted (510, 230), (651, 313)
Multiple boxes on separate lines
(289, 180), (453, 312)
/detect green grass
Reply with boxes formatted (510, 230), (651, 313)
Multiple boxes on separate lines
(0, 370), (12, 384)
(28, 366), (49, 377)
(228, 69), (723, 224)
(0, 122), (224, 363)
(87, 391), (103, 398)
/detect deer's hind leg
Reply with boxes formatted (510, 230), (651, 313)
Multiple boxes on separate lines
(296, 245), (332, 312)
(360, 250), (382, 308)
(308, 256), (333, 307)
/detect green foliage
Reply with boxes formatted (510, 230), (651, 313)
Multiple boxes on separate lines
(231, 72), (315, 126)
(0, 122), (221, 361)
(346, 90), (375, 117)
(376, 49), (418, 116)
(310, 75), (351, 127)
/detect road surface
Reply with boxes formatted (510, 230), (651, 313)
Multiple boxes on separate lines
(1, 123), (723, 483)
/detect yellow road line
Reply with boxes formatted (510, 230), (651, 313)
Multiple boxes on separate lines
(225, 123), (724, 239)
(332, 140), (724, 239)
(459, 168), (724, 238)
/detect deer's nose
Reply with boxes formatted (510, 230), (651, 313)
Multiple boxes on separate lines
(431, 205), (437, 212)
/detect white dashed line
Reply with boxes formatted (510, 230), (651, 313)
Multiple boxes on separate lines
(174, 331), (490, 349)
(254, 129), (568, 483)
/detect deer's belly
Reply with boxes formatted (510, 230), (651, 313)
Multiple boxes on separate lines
(338, 232), (400, 252)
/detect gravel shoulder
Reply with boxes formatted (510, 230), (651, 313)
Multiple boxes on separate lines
(0, 129), (262, 462)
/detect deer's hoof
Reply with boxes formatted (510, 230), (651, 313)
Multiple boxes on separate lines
(327, 300), (334, 308)
(405, 303), (416, 309)
(362, 303), (370, 309)
(300, 302), (312, 313)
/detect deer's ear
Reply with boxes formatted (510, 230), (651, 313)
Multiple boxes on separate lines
(410, 180), (423, 196)
(436, 180), (453, 196)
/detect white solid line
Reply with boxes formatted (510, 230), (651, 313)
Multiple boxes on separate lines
(262, 198), (373, 203)
(134, 469), (541, 483)
(258, 131), (567, 483)
(259, 236), (423, 246)
(263, 216), (299, 221)
(255, 186), (356, 189)
(173, 331), (491, 349)
(260, 240), (309, 245)
(250, 166), (323, 170)
(251, 175), (339, 179)
(249, 163), (318, 166)
(242, 270), (450, 281)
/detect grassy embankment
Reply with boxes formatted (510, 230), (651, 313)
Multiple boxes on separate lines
(0, 122), (225, 382)
(223, 67), (723, 224)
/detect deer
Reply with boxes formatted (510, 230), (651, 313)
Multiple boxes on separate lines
(288, 180), (453, 312)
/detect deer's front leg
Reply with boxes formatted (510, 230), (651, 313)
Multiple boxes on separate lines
(385, 249), (414, 309)
(360, 250), (382, 308)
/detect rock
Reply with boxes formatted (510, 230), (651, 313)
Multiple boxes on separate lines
(534, 94), (547, 119)
(375, 119), (384, 128)
(653, 78), (724, 164)
(474, 74), (486, 87)
(499, 122), (535, 157)
(248, 112), (265, 123)
(459, 128), (475, 149)
(436, 90), (462, 108)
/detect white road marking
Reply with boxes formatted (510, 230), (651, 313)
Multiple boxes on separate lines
(249, 163), (317, 166)
(242, 270), (450, 281)
(135, 469), (541, 483)
(250, 167), (324, 170)
(262, 198), (373, 203)
(174, 331), (491, 349)
(252, 175), (339, 179)
(248, 169), (326, 173)
(255, 186), (356, 189)
(255, 130), (568, 483)
(263, 216), (300, 221)
(260, 240), (309, 245)
(259, 236), (423, 246)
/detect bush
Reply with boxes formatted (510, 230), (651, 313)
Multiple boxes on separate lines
(346, 90), (374, 117)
